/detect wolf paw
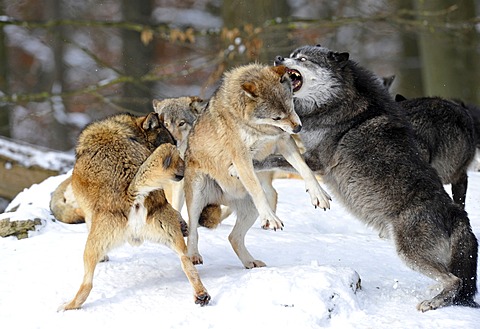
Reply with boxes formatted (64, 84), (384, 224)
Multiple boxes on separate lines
(417, 297), (451, 312)
(306, 184), (331, 210)
(194, 292), (211, 306)
(57, 301), (78, 312)
(179, 218), (189, 237)
(189, 253), (204, 265)
(260, 216), (284, 231)
(244, 260), (267, 269)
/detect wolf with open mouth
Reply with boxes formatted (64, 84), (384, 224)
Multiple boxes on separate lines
(255, 44), (478, 311)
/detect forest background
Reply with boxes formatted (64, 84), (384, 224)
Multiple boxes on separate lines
(0, 0), (479, 208)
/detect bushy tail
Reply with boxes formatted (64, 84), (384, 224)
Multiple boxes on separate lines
(198, 204), (231, 229)
(49, 176), (85, 224)
(449, 207), (479, 307)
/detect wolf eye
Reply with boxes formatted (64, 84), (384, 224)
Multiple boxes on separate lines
(178, 121), (185, 127)
(273, 117), (282, 121)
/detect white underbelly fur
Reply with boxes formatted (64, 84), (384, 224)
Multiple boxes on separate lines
(126, 197), (147, 246)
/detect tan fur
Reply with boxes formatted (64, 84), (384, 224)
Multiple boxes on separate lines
(50, 176), (85, 224)
(153, 96), (232, 226)
(58, 112), (210, 311)
(152, 96), (206, 211)
(184, 63), (331, 268)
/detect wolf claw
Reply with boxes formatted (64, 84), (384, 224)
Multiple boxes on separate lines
(195, 292), (211, 306)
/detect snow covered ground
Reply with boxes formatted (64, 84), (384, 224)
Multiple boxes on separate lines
(1, 171), (479, 329)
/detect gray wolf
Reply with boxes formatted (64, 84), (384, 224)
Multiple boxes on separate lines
(152, 96), (232, 225)
(184, 63), (331, 269)
(394, 94), (477, 208)
(58, 112), (210, 311)
(256, 44), (478, 311)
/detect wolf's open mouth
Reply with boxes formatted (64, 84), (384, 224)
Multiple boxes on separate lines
(287, 68), (302, 92)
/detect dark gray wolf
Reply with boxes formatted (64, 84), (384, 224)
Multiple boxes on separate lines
(394, 94), (477, 208)
(59, 112), (210, 310)
(256, 44), (478, 311)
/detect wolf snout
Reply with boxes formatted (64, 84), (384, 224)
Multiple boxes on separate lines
(274, 56), (284, 66)
(292, 125), (302, 133)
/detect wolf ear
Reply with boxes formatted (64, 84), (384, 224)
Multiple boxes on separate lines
(242, 81), (258, 99)
(143, 112), (161, 130)
(327, 51), (349, 67)
(163, 152), (172, 169)
(382, 75), (395, 90)
(271, 65), (287, 77)
(270, 65), (289, 83)
(190, 96), (208, 115)
(152, 99), (163, 110)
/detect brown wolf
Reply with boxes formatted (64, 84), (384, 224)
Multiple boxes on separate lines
(184, 63), (331, 269)
(151, 96), (231, 222)
(58, 112), (210, 311)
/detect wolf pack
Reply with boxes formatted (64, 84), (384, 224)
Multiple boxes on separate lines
(51, 44), (479, 312)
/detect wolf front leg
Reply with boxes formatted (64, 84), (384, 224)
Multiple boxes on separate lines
(232, 155), (284, 230)
(277, 135), (331, 210)
(145, 205), (210, 306)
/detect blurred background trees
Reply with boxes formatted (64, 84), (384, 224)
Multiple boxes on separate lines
(0, 0), (478, 152)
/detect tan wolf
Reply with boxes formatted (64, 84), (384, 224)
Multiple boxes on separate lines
(50, 97), (211, 225)
(152, 96), (234, 227)
(58, 112), (210, 311)
(184, 63), (331, 269)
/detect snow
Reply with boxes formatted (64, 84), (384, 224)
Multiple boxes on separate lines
(0, 137), (74, 172)
(1, 171), (479, 329)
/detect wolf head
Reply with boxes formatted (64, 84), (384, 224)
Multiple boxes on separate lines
(135, 112), (177, 150)
(233, 64), (301, 134)
(152, 96), (207, 155)
(274, 45), (350, 114)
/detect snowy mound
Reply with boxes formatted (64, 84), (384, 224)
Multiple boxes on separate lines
(1, 173), (479, 328)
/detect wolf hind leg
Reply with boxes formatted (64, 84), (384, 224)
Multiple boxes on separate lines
(451, 171), (468, 209)
(58, 214), (122, 311)
(185, 173), (219, 265)
(393, 223), (464, 312)
(448, 208), (478, 307)
(228, 197), (265, 269)
(145, 206), (210, 306)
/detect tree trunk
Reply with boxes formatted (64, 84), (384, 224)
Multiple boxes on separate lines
(0, 0), (10, 137)
(415, 0), (479, 104)
(121, 0), (154, 113)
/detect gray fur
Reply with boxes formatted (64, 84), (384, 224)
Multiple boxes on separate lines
(257, 45), (478, 311)
(394, 95), (477, 208)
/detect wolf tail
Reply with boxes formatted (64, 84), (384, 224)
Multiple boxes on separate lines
(449, 207), (479, 307)
(198, 204), (231, 229)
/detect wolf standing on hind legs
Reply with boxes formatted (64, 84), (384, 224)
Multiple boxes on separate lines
(255, 44), (478, 311)
(184, 63), (330, 269)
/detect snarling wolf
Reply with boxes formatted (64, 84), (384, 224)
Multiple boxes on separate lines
(254, 44), (478, 311)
